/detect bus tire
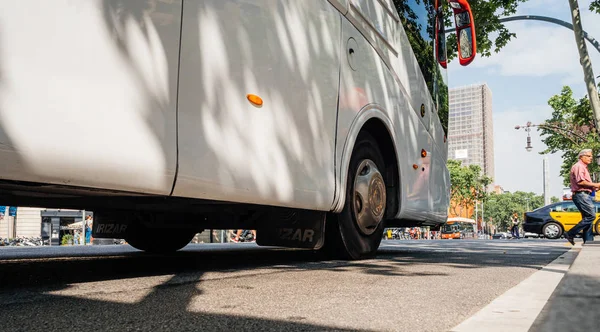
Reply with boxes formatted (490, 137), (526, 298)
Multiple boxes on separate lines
(324, 132), (386, 260)
(125, 225), (195, 253)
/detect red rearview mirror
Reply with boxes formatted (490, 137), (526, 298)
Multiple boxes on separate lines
(448, 0), (476, 66)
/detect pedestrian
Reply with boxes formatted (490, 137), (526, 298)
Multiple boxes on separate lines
(564, 149), (599, 245)
(85, 215), (93, 245)
(510, 213), (520, 239)
(231, 229), (256, 243)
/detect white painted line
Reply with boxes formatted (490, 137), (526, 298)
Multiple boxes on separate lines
(450, 246), (580, 332)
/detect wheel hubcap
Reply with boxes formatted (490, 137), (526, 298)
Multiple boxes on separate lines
(545, 224), (560, 238)
(353, 159), (386, 236)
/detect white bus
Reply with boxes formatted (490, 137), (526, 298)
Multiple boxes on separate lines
(0, 0), (476, 259)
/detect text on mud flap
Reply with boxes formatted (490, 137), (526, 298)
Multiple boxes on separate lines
(279, 228), (315, 242)
(96, 224), (128, 234)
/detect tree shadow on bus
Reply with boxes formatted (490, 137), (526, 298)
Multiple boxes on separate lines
(0, 30), (27, 198)
(98, 0), (424, 211)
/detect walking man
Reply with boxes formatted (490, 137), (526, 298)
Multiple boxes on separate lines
(565, 149), (599, 245)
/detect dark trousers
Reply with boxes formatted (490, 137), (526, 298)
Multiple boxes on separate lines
(568, 192), (596, 242)
(511, 226), (519, 238)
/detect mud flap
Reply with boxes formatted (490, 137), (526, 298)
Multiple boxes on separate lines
(256, 210), (326, 249)
(91, 211), (133, 239)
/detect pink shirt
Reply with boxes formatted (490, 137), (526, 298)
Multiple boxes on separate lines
(570, 160), (592, 192)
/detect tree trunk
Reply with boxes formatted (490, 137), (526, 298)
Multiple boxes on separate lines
(569, 0), (600, 129)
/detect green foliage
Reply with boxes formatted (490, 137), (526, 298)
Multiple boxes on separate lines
(448, 159), (493, 216)
(484, 191), (545, 231)
(446, 0), (600, 61)
(445, 0), (529, 61)
(591, 0), (600, 14)
(61, 234), (73, 246)
(393, 0), (449, 134)
(551, 196), (560, 203)
(540, 85), (600, 186)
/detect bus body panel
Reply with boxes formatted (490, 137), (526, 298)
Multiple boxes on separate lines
(0, 0), (182, 195)
(327, 0), (349, 14)
(336, 16), (433, 220)
(173, 1), (341, 210)
(0, 0), (453, 231)
(330, 107), (401, 214)
(389, 0), (450, 223)
(430, 145), (451, 221)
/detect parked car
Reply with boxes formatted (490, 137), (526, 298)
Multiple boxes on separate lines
(492, 232), (512, 240)
(523, 201), (600, 239)
(523, 232), (540, 238)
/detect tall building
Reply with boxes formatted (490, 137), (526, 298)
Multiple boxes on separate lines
(448, 83), (495, 182)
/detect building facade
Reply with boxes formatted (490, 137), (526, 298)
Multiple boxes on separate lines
(448, 83), (495, 182)
(0, 207), (44, 238)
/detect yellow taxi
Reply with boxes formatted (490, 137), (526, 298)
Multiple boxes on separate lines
(523, 201), (600, 239)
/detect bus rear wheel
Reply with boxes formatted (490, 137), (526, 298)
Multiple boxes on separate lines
(125, 225), (196, 253)
(324, 133), (386, 260)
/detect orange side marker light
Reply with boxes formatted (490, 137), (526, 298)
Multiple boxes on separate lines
(247, 94), (263, 107)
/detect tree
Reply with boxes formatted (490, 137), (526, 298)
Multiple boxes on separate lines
(539, 85), (600, 185)
(568, 0), (600, 130)
(484, 191), (545, 231)
(592, 0), (600, 14)
(445, 0), (529, 61)
(446, 0), (600, 126)
(448, 159), (493, 218)
(445, 0), (599, 60)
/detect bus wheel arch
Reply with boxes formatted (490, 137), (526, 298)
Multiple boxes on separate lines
(360, 118), (400, 219)
(324, 118), (400, 259)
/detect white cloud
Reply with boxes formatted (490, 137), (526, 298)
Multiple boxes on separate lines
(465, 4), (600, 86)
(492, 106), (566, 199)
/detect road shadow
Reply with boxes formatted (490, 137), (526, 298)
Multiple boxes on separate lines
(0, 273), (364, 332)
(0, 240), (570, 290)
(0, 240), (572, 331)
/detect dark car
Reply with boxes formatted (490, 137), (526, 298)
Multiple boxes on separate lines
(523, 201), (600, 239)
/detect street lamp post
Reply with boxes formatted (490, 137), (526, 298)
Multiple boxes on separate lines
(515, 121), (589, 152)
(515, 122), (534, 152)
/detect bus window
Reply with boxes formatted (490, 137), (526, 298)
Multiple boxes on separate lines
(393, 0), (449, 135)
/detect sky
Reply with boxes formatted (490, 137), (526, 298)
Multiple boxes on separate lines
(447, 0), (600, 199)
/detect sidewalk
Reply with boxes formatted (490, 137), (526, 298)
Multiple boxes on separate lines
(530, 241), (600, 331)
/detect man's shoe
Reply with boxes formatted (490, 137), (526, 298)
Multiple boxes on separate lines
(565, 234), (575, 246)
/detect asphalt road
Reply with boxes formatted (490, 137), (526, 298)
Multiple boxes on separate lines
(0, 239), (570, 332)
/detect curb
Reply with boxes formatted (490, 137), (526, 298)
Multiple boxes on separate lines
(450, 245), (579, 332)
(529, 241), (600, 332)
